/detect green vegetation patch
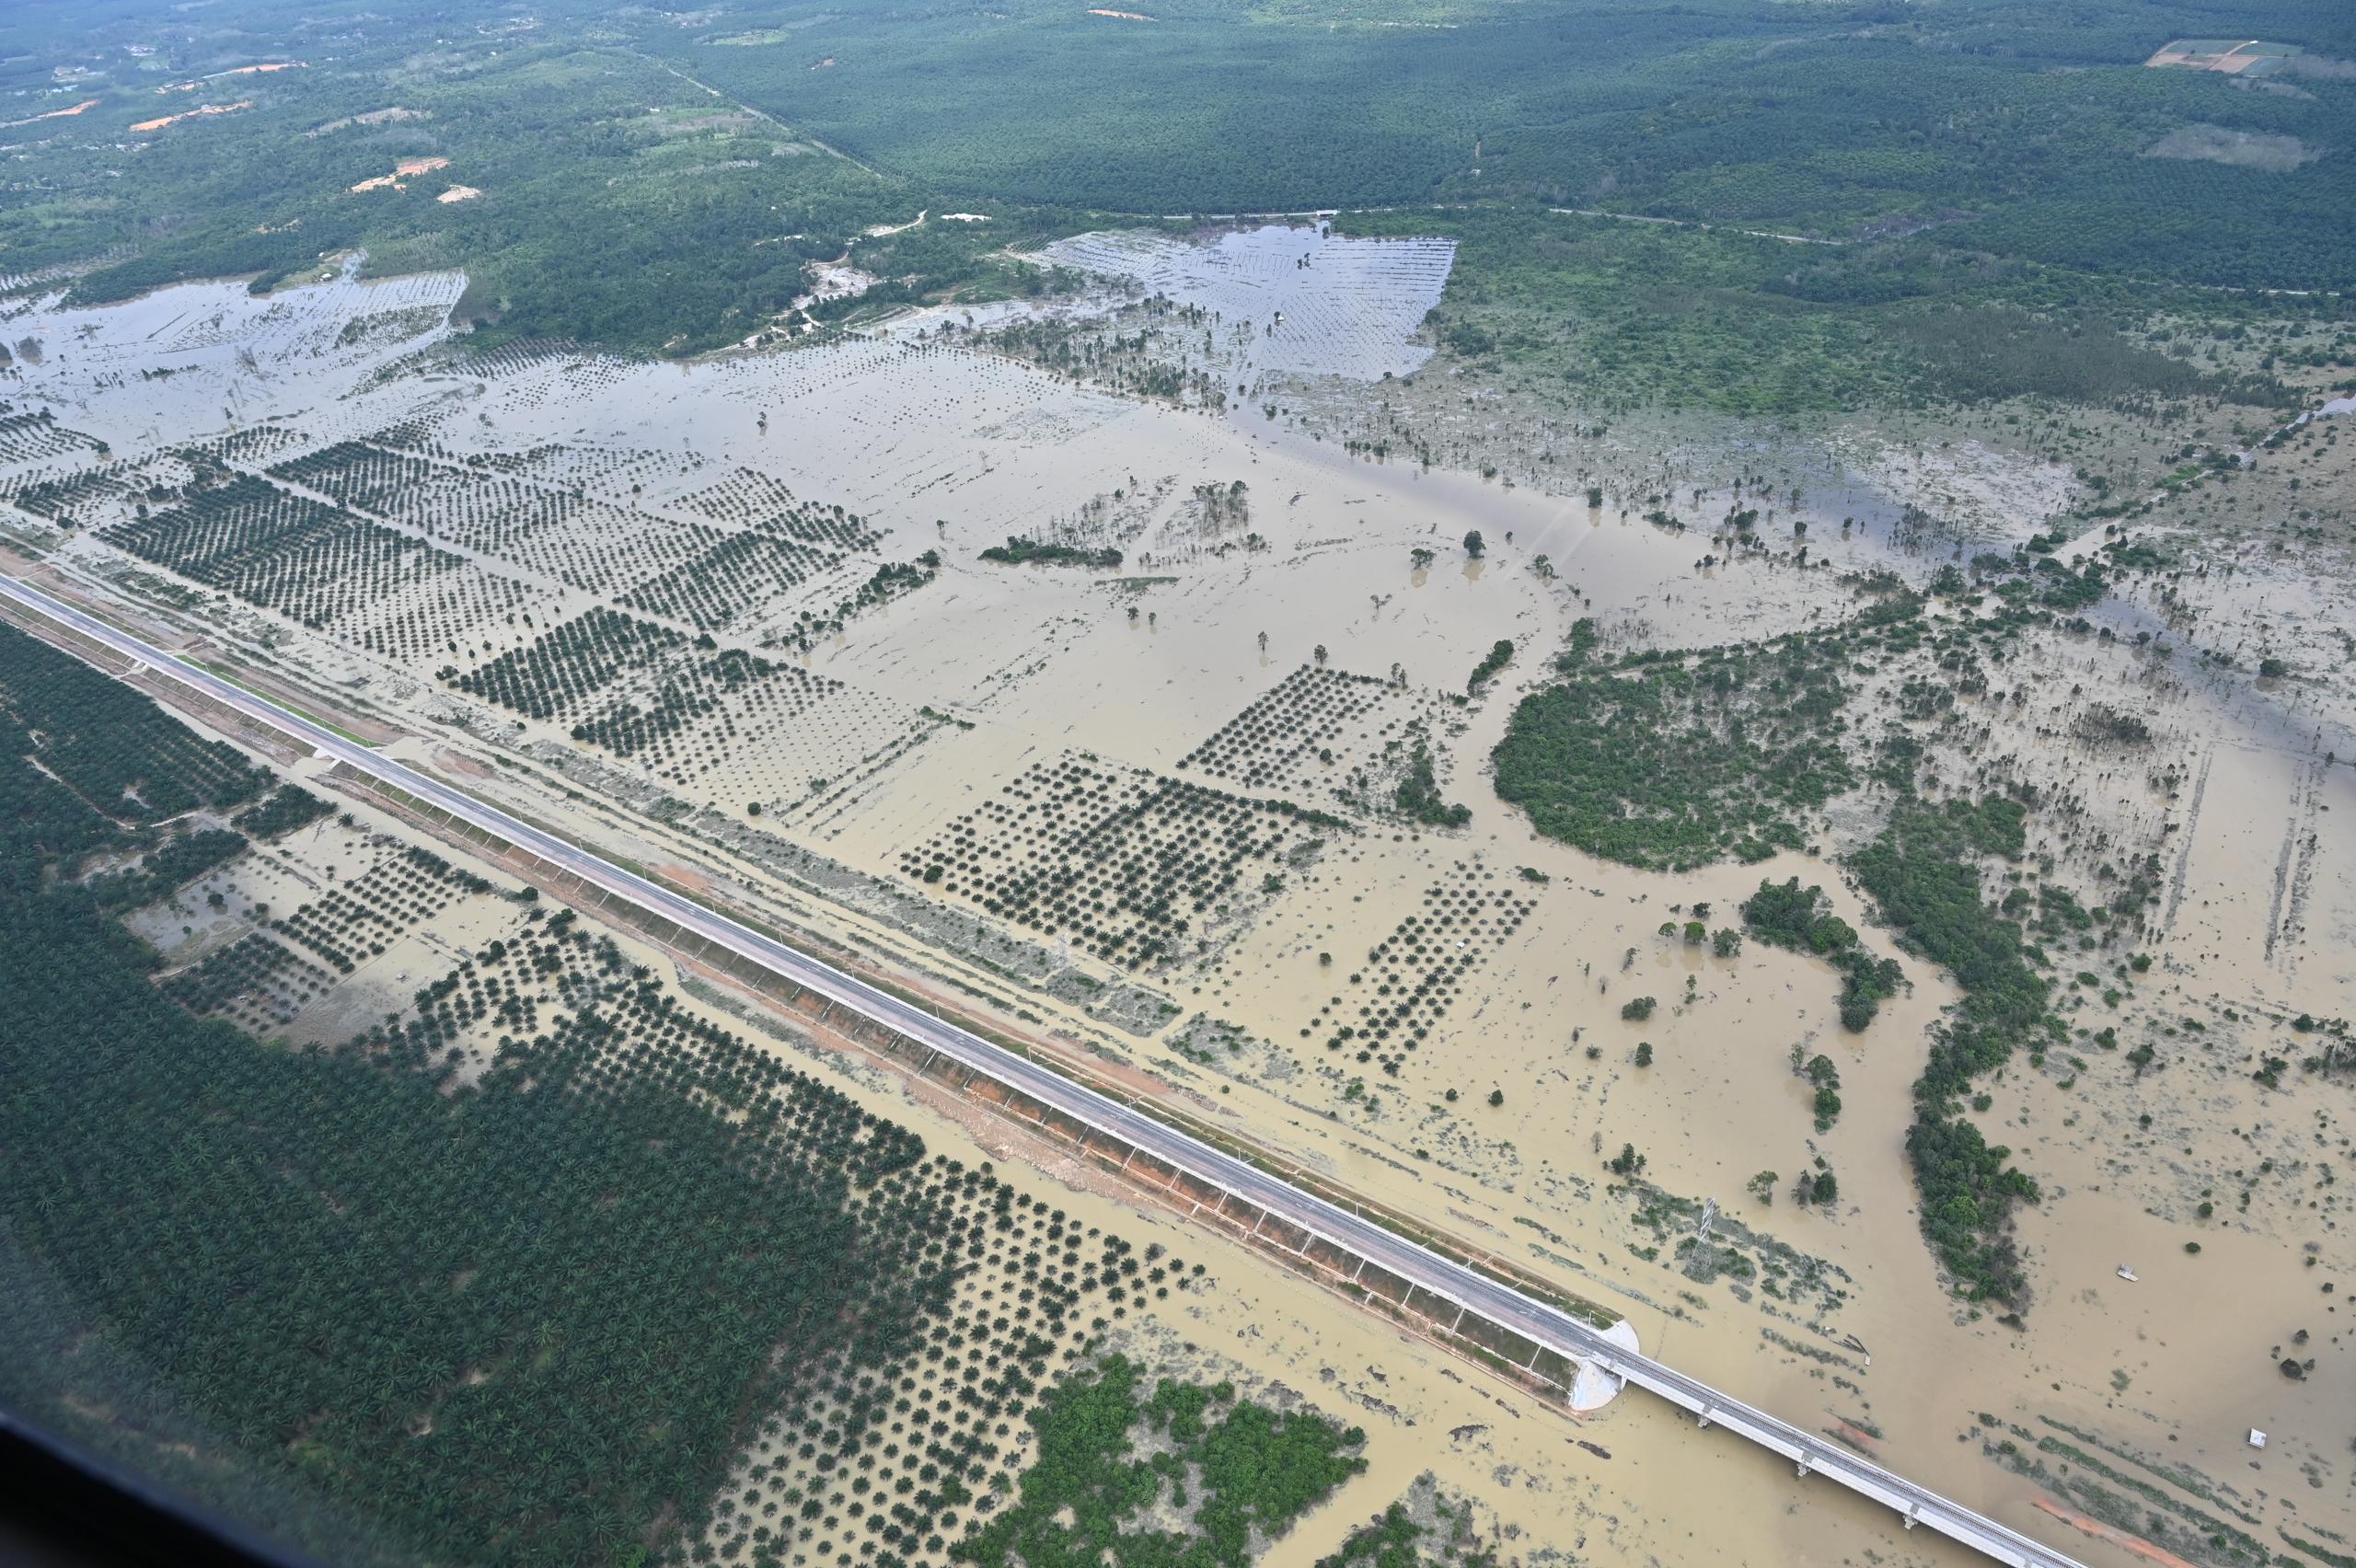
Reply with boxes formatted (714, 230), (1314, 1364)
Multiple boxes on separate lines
(664, 0), (2356, 304)
(0, 621), (266, 823)
(1740, 877), (1903, 1032)
(86, 826), (249, 914)
(1347, 207), (2299, 417)
(1465, 638), (1513, 694)
(0, 899), (938, 1564)
(0, 622), (1149, 1568)
(1315, 1474), (1498, 1567)
(980, 536), (1126, 570)
(1393, 721), (1469, 828)
(960, 1355), (1365, 1568)
(1851, 797), (2050, 1306)
(1492, 615), (1879, 870)
(232, 783), (334, 840)
(3, 24), (1038, 357)
(12, 0), (2356, 363)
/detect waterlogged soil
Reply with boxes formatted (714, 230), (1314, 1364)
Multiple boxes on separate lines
(90, 703), (1985, 1568)
(2, 239), (2350, 1568)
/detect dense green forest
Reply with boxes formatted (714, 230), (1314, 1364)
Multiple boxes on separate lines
(0, 3), (1052, 354)
(1347, 206), (2316, 418)
(0, 626), (923, 1562)
(4, 0), (2353, 354)
(653, 0), (2356, 299)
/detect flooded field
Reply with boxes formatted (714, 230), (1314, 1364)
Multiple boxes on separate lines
(1031, 224), (1458, 382)
(2, 227), (2350, 1568)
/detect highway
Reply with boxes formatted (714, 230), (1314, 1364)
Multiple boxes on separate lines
(0, 571), (2087, 1568)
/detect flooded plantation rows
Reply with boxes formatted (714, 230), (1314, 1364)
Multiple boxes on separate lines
(1, 225), (2349, 1568)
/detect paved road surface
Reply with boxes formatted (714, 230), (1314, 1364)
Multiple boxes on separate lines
(0, 573), (2086, 1568)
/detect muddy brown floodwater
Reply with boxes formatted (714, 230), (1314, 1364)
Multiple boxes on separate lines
(1, 232), (2347, 1566)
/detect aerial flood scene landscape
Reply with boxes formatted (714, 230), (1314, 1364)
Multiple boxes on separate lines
(0, 2), (2350, 1566)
